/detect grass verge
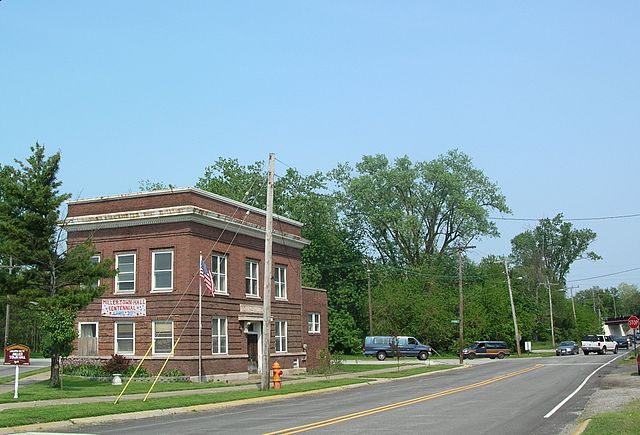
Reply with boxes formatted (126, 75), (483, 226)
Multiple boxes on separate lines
(0, 378), (367, 428)
(0, 376), (238, 403)
(583, 398), (640, 435)
(360, 365), (453, 378)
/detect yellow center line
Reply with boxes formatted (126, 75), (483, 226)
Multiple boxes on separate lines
(264, 364), (543, 435)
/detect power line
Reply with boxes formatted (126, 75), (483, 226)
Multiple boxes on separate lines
(567, 266), (640, 283)
(490, 213), (640, 222)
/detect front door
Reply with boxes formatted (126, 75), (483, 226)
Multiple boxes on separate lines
(247, 334), (258, 373)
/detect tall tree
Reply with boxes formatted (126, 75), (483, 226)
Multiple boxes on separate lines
(331, 150), (510, 268)
(0, 144), (114, 387)
(511, 214), (600, 286)
(195, 157), (368, 352)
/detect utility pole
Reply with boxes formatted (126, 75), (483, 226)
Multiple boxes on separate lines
(366, 263), (373, 336)
(564, 285), (579, 325)
(1, 257), (16, 348)
(502, 260), (521, 356)
(547, 279), (555, 348)
(261, 153), (275, 391)
(452, 245), (475, 365)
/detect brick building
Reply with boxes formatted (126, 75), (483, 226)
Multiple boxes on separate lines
(64, 188), (328, 380)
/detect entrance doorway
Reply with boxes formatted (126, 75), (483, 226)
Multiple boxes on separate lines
(247, 334), (258, 373)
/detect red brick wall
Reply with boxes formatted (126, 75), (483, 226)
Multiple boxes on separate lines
(68, 190), (326, 376)
(301, 287), (329, 370)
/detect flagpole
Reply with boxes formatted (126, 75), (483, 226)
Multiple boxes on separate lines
(198, 252), (203, 383)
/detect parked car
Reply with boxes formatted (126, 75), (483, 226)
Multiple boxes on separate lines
(363, 336), (432, 361)
(610, 335), (631, 349)
(462, 341), (510, 359)
(556, 341), (579, 355)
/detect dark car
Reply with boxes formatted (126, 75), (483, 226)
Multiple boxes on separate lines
(610, 335), (631, 349)
(462, 341), (510, 359)
(363, 336), (432, 361)
(556, 340), (579, 355)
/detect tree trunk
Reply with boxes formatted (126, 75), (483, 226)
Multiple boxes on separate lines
(50, 353), (61, 388)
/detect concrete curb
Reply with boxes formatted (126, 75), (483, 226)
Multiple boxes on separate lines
(0, 364), (465, 433)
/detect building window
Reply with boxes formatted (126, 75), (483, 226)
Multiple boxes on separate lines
(115, 253), (136, 293)
(212, 317), (228, 354)
(153, 320), (174, 355)
(274, 265), (287, 300)
(115, 322), (135, 355)
(90, 255), (101, 287)
(275, 320), (287, 353)
(152, 250), (173, 291)
(79, 322), (98, 356)
(211, 254), (227, 294)
(245, 260), (259, 297)
(307, 312), (320, 334)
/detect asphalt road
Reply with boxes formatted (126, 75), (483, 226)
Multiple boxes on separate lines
(67, 352), (626, 435)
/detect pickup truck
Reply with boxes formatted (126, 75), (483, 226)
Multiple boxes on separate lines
(581, 334), (618, 355)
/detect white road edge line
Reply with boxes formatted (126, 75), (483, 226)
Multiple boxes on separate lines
(543, 351), (629, 418)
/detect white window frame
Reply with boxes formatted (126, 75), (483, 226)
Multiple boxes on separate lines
(275, 320), (288, 353)
(90, 255), (101, 287)
(152, 320), (174, 355)
(307, 312), (320, 334)
(212, 317), (228, 354)
(115, 252), (136, 294)
(274, 265), (287, 300)
(114, 322), (135, 355)
(211, 253), (228, 295)
(151, 250), (174, 292)
(245, 259), (259, 297)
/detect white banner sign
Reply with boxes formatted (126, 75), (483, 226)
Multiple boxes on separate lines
(101, 299), (146, 317)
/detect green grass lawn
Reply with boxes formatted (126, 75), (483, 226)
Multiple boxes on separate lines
(583, 398), (640, 435)
(0, 378), (367, 428)
(0, 376), (237, 403)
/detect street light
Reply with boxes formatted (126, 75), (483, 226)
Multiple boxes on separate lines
(496, 259), (521, 356)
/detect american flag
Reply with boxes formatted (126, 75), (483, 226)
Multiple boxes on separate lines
(200, 259), (214, 296)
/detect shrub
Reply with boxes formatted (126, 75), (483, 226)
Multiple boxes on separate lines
(103, 354), (131, 374)
(163, 369), (186, 377)
(62, 363), (107, 377)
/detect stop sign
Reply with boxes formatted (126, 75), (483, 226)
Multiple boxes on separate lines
(628, 315), (639, 330)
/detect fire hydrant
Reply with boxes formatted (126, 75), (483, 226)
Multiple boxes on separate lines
(272, 361), (283, 390)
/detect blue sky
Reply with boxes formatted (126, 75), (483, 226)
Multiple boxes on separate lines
(1, 2), (638, 291)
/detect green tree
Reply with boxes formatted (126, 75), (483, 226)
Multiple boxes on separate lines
(615, 283), (640, 318)
(0, 144), (114, 387)
(195, 158), (368, 352)
(331, 150), (510, 268)
(510, 214), (600, 286)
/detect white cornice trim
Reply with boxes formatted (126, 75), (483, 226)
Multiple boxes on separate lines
(63, 205), (310, 249)
(66, 187), (304, 228)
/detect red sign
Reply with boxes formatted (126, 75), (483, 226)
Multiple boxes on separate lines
(4, 344), (31, 365)
(628, 315), (639, 330)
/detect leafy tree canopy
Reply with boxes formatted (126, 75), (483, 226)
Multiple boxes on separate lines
(331, 150), (510, 268)
(511, 213), (600, 286)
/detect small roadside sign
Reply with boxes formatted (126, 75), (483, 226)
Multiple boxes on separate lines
(3, 344), (30, 399)
(628, 315), (639, 330)
(4, 344), (30, 366)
